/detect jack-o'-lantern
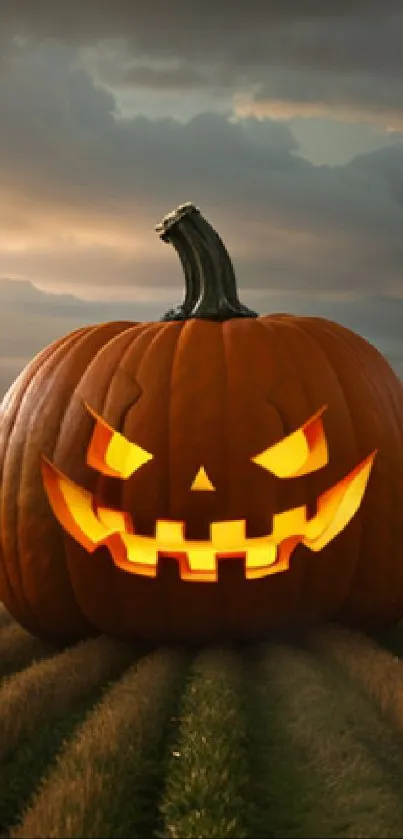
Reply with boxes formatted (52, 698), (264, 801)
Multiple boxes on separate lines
(0, 202), (402, 644)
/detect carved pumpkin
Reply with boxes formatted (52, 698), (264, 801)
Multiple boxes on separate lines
(0, 202), (402, 644)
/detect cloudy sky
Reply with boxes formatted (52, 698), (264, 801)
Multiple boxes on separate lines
(0, 0), (402, 397)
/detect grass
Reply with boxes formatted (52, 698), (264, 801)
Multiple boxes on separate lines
(0, 621), (57, 680)
(2, 607), (403, 837)
(157, 647), (253, 838)
(243, 640), (403, 837)
(12, 648), (188, 838)
(0, 634), (138, 762)
(309, 624), (403, 731)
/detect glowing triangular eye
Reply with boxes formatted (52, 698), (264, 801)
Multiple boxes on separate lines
(251, 406), (329, 478)
(191, 465), (216, 491)
(84, 403), (153, 479)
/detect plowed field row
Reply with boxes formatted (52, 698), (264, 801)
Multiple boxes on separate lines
(1, 608), (403, 838)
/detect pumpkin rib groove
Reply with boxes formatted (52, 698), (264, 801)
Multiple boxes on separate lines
(138, 320), (185, 637)
(323, 318), (402, 448)
(163, 318), (224, 638)
(257, 315), (360, 622)
(113, 319), (186, 640)
(219, 319), (283, 637)
(282, 317), (363, 617)
(243, 316), (285, 528)
(17, 327), (106, 636)
(155, 321), (183, 522)
(343, 333), (403, 620)
(295, 317), (398, 624)
(95, 323), (158, 514)
(0, 329), (89, 629)
(259, 316), (329, 614)
(258, 317), (327, 613)
(58, 324), (144, 634)
(209, 320), (229, 633)
(326, 325), (396, 620)
(136, 320), (184, 516)
(168, 318), (198, 517)
(221, 320), (233, 522)
(300, 319), (397, 610)
(335, 324), (403, 622)
(107, 320), (182, 638)
(220, 316), (290, 634)
(68, 321), (173, 639)
(56, 321), (181, 638)
(16, 323), (135, 638)
(50, 323), (143, 637)
(1, 328), (95, 635)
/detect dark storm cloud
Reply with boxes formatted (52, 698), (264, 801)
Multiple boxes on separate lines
(253, 67), (403, 114)
(0, 2), (401, 78)
(1, 41), (403, 298)
(121, 63), (211, 91)
(0, 0), (392, 43)
(1, 0), (403, 108)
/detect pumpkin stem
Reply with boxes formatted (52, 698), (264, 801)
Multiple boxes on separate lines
(156, 202), (258, 321)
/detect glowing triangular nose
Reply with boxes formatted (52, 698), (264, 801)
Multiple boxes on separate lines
(190, 465), (216, 491)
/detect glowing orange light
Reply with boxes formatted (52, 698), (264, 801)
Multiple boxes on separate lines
(41, 403), (377, 582)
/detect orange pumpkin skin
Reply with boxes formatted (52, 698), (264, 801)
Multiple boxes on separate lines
(0, 204), (403, 645)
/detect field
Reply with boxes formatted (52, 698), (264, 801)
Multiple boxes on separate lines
(2, 607), (403, 837)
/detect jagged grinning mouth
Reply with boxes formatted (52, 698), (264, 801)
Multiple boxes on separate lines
(41, 451), (376, 581)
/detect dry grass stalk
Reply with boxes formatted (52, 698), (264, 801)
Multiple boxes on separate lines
(255, 642), (403, 838)
(158, 647), (251, 839)
(309, 624), (403, 732)
(11, 648), (185, 839)
(0, 634), (136, 761)
(0, 621), (55, 676)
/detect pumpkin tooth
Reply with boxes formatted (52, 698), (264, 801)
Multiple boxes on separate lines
(179, 565), (218, 582)
(210, 519), (246, 546)
(272, 505), (307, 542)
(155, 519), (185, 543)
(110, 534), (158, 578)
(244, 542), (277, 577)
(184, 546), (218, 578)
(113, 532), (158, 569)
